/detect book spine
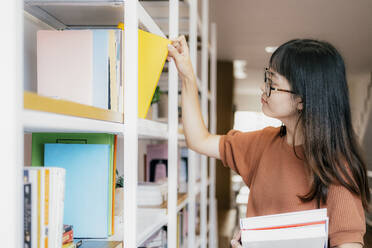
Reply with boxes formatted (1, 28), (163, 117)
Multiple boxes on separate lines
(38, 169), (42, 248)
(56, 169), (66, 248)
(47, 169), (55, 248)
(24, 183), (32, 247)
(109, 30), (118, 111)
(44, 169), (50, 248)
(27, 169), (38, 248)
(63, 225), (72, 234)
(62, 229), (73, 245)
(112, 135), (118, 234)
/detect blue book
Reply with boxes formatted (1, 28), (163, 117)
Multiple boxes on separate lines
(92, 30), (109, 109)
(44, 143), (110, 238)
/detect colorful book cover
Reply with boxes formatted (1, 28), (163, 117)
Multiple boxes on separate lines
(44, 143), (110, 238)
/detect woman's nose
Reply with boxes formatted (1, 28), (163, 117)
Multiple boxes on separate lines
(260, 82), (265, 93)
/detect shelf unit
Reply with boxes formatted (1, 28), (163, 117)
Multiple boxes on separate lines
(2, 0), (217, 247)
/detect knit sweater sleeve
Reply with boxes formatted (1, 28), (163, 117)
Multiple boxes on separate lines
(218, 127), (273, 186)
(326, 184), (366, 247)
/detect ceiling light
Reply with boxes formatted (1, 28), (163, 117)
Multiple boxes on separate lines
(265, 46), (278, 53)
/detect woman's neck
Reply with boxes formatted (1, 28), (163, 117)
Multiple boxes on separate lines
(282, 117), (304, 146)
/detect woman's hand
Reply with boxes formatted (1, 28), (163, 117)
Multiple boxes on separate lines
(231, 230), (243, 248)
(167, 35), (195, 81)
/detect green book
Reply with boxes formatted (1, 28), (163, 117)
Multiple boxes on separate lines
(31, 133), (115, 236)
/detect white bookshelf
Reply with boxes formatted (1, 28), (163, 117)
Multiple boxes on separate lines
(1, 0), (219, 247)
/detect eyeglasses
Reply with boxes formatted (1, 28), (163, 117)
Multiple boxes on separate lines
(264, 68), (296, 97)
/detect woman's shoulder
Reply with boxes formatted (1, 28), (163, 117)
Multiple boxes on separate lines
(224, 126), (281, 148)
(226, 126), (280, 137)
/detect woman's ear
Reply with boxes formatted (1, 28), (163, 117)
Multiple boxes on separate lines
(296, 97), (303, 111)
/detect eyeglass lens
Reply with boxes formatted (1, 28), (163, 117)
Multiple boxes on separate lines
(264, 69), (271, 97)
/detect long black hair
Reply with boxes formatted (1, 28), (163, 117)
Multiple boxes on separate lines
(270, 39), (370, 210)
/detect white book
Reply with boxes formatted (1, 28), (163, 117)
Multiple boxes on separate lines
(48, 168), (56, 248)
(240, 209), (329, 248)
(45, 167), (65, 248)
(55, 168), (66, 248)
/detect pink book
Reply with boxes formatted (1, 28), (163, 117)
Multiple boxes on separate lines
(37, 30), (93, 105)
(146, 143), (168, 182)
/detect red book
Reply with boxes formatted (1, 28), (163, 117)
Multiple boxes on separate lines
(62, 229), (73, 245)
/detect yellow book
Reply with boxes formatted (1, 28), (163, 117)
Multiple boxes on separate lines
(117, 23), (171, 119)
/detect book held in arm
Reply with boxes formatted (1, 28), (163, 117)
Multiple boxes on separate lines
(240, 208), (329, 248)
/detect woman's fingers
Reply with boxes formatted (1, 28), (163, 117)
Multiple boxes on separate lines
(232, 230), (241, 240)
(231, 230), (242, 247)
(179, 35), (188, 50)
(167, 44), (180, 60)
(231, 239), (242, 248)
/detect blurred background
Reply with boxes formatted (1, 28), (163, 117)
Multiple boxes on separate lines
(207, 1), (372, 247)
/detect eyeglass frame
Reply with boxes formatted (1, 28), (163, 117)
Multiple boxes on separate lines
(264, 67), (296, 97)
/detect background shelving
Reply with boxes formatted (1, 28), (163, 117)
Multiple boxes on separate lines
(2, 0), (217, 247)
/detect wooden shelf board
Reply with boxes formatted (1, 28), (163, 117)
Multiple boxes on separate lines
(158, 193), (188, 213)
(24, 91), (123, 123)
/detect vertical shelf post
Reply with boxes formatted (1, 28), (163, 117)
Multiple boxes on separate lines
(209, 22), (218, 248)
(123, 1), (139, 247)
(1, 0), (23, 247)
(201, 0), (209, 247)
(188, 0), (198, 247)
(168, 0), (179, 248)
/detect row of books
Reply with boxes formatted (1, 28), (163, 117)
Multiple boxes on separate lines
(36, 23), (170, 118)
(30, 133), (118, 239)
(23, 167), (66, 248)
(37, 29), (122, 112)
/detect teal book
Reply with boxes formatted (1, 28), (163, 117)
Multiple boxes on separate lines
(44, 143), (110, 238)
(31, 133), (114, 235)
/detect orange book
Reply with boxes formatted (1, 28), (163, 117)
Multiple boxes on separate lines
(44, 169), (50, 248)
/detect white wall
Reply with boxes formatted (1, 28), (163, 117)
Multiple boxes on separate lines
(348, 71), (372, 138)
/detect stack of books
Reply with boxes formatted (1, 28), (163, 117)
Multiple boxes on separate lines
(240, 208), (329, 248)
(137, 181), (168, 207)
(24, 167), (66, 248)
(62, 225), (74, 247)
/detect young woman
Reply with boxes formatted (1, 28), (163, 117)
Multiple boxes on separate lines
(167, 37), (370, 248)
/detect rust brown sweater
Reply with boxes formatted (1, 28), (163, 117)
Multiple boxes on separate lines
(219, 126), (366, 247)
